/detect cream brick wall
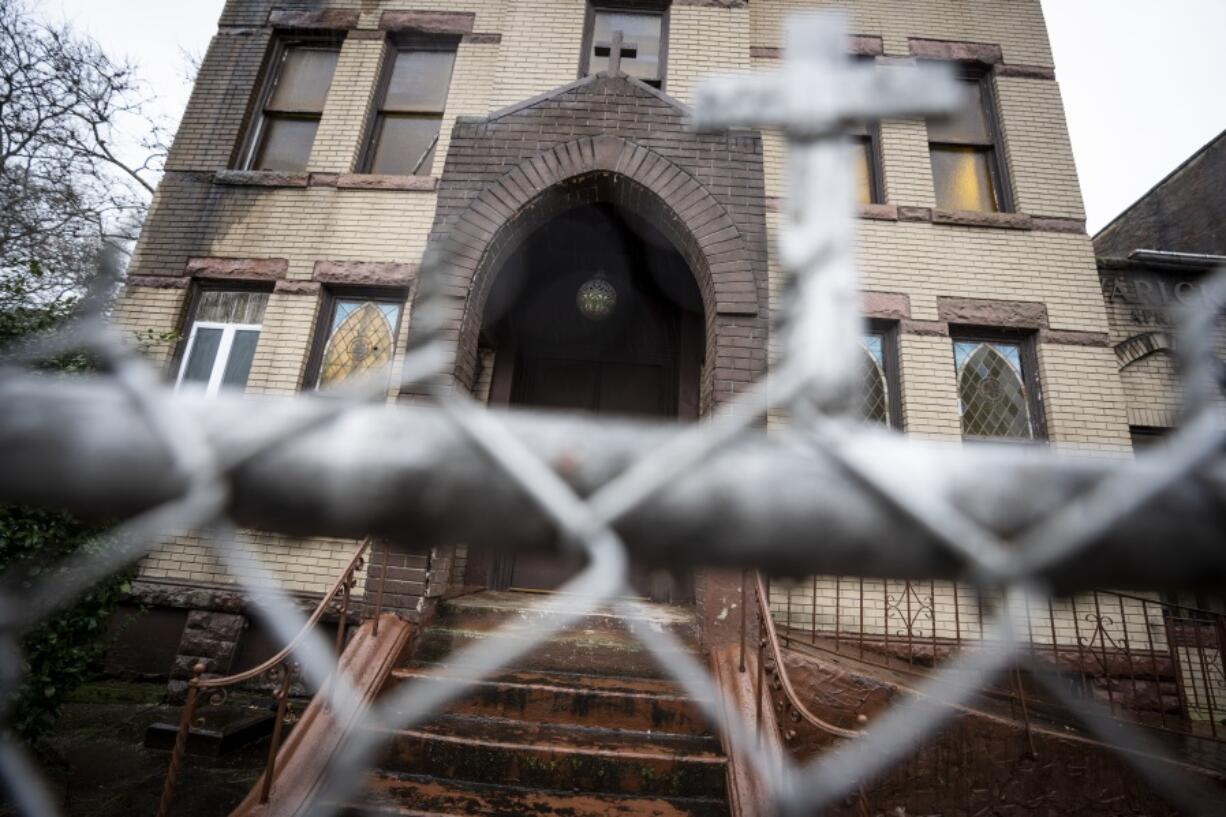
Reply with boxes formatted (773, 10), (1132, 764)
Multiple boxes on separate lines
(245, 291), (321, 395)
(860, 223), (1107, 330)
(995, 76), (1085, 220)
(666, 5), (751, 106)
(898, 334), (961, 440)
(206, 187), (437, 280)
(309, 37), (388, 174)
(124, 0), (1144, 596)
(489, 0), (584, 110)
(142, 530), (366, 596)
(879, 120), (937, 208)
(1038, 345), (1132, 453)
(1121, 352), (1180, 429)
(752, 0), (1052, 66)
(110, 286), (187, 369)
(352, 0), (506, 33)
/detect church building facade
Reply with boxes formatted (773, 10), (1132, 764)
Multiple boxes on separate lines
(111, 0), (1134, 679)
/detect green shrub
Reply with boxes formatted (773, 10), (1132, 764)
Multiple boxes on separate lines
(1, 507), (132, 741)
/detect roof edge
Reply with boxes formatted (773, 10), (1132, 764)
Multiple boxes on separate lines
(1093, 127), (1226, 244)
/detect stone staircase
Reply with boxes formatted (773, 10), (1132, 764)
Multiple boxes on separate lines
(345, 592), (730, 817)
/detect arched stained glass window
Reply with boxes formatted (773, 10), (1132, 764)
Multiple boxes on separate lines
(954, 340), (1033, 439)
(317, 298), (403, 389)
(860, 334), (889, 425)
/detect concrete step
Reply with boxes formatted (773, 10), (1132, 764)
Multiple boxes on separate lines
(348, 770), (729, 817)
(411, 593), (700, 680)
(369, 714), (727, 798)
(412, 620), (696, 680)
(385, 665), (713, 737)
(435, 592), (700, 644)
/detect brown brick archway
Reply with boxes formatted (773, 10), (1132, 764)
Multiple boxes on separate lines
(414, 134), (768, 413)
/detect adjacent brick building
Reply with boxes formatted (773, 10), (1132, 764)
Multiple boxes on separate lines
(111, 0), (1141, 685)
(1095, 128), (1226, 441)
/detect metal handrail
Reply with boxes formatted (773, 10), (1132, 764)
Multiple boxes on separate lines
(156, 536), (381, 817)
(742, 570), (863, 741)
(766, 575), (1226, 746)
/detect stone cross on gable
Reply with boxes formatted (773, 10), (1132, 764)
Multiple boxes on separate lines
(607, 29), (625, 76)
(693, 14), (964, 414)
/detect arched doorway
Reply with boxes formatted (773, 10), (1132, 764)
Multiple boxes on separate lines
(473, 201), (704, 596)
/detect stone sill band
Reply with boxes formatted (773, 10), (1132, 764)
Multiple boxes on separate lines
(122, 273), (1110, 349)
(214, 170), (439, 191)
(765, 199), (1085, 234)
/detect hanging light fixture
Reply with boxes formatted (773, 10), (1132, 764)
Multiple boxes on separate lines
(576, 273), (617, 320)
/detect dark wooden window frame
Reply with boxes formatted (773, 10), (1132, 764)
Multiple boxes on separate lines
(578, 0), (671, 91)
(301, 285), (410, 390)
(852, 123), (886, 206)
(865, 318), (902, 429)
(238, 33), (345, 171)
(169, 279), (274, 378)
(357, 34), (460, 176)
(949, 326), (1047, 441)
(925, 64), (1015, 214)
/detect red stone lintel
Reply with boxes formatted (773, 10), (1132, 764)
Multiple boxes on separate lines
(1039, 328), (1110, 348)
(336, 174), (439, 191)
(273, 280), (322, 295)
(214, 169), (308, 188)
(932, 209), (1033, 230)
(909, 38), (1004, 65)
(268, 9), (361, 30)
(937, 296), (1049, 330)
(862, 291), (911, 321)
(749, 35), (882, 60)
(900, 319), (949, 337)
(379, 10), (475, 35)
(993, 63), (1057, 81)
(126, 275), (189, 290)
(858, 203), (898, 221)
(186, 257), (289, 282)
(897, 206), (933, 223)
(1032, 216), (1087, 235)
(313, 261), (417, 288)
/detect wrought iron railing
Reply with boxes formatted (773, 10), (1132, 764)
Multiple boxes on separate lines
(743, 571), (862, 742)
(767, 577), (1226, 745)
(156, 537), (381, 817)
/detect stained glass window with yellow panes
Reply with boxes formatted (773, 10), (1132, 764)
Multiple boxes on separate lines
(953, 339), (1034, 440)
(926, 77), (1006, 213)
(316, 298), (403, 389)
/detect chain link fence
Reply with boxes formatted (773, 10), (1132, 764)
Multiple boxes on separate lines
(2, 13), (1226, 817)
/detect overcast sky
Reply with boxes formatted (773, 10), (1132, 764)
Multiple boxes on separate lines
(40, 0), (1226, 235)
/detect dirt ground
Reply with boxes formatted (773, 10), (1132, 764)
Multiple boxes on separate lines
(10, 682), (269, 817)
